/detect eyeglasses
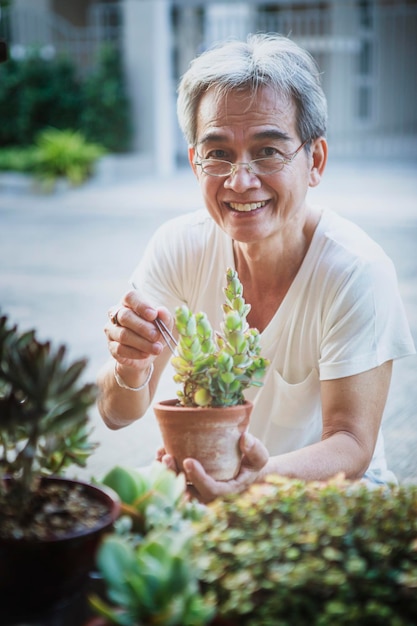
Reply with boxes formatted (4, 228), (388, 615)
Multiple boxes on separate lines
(194, 139), (310, 178)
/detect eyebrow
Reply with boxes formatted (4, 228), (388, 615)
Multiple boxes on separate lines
(197, 129), (292, 146)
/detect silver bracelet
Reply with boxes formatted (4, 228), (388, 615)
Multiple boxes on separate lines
(114, 362), (154, 391)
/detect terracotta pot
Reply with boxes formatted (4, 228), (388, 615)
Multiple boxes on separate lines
(0, 476), (120, 623)
(153, 399), (253, 481)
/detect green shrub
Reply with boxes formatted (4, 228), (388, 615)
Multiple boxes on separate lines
(192, 475), (417, 626)
(0, 146), (38, 173)
(0, 45), (131, 152)
(80, 45), (132, 153)
(32, 127), (105, 188)
(0, 54), (82, 147)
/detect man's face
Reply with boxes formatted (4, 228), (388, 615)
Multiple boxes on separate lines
(189, 85), (318, 245)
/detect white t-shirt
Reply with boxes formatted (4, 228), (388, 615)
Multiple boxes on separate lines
(130, 208), (415, 482)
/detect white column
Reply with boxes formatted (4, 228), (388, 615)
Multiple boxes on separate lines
(153, 0), (175, 177)
(122, 0), (175, 176)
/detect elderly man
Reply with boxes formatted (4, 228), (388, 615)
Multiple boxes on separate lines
(97, 34), (415, 502)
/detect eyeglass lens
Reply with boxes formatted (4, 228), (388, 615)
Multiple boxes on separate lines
(201, 157), (286, 176)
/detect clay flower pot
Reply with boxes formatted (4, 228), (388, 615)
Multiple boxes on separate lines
(153, 399), (253, 481)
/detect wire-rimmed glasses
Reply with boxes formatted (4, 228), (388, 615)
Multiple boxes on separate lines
(194, 138), (310, 177)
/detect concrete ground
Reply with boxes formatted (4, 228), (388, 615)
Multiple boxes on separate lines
(0, 157), (416, 483)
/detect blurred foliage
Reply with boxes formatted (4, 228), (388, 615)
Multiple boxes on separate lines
(0, 55), (82, 146)
(0, 145), (38, 172)
(193, 475), (417, 625)
(0, 312), (97, 521)
(0, 44), (131, 153)
(0, 128), (105, 188)
(80, 44), (132, 153)
(32, 127), (105, 189)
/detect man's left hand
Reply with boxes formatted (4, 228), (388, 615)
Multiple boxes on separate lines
(157, 433), (269, 503)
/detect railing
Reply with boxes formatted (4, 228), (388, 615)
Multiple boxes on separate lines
(0, 2), (122, 77)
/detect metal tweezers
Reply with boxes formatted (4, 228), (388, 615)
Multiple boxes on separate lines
(154, 317), (178, 356)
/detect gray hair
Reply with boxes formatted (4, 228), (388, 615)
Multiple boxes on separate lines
(177, 33), (327, 146)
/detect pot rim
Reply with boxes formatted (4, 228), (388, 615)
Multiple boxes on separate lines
(1, 475), (121, 544)
(153, 398), (253, 410)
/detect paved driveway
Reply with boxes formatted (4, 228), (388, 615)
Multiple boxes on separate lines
(1, 158), (416, 483)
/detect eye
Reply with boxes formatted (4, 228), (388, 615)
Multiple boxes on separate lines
(205, 149), (229, 160)
(258, 146), (283, 158)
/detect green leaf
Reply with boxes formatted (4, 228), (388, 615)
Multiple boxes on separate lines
(97, 536), (138, 590)
(102, 465), (150, 505)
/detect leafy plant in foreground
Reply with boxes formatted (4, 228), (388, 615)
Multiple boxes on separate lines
(192, 475), (417, 626)
(91, 463), (214, 626)
(101, 462), (204, 535)
(0, 313), (97, 523)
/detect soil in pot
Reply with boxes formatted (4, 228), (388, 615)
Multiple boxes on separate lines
(154, 399), (253, 481)
(0, 476), (120, 623)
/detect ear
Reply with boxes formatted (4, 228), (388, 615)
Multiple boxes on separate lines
(308, 137), (328, 188)
(188, 145), (199, 179)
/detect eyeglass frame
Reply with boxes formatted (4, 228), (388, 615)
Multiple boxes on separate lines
(194, 138), (311, 178)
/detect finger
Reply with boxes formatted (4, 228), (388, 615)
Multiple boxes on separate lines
(156, 306), (175, 333)
(161, 453), (178, 474)
(105, 317), (163, 358)
(111, 305), (161, 344)
(123, 290), (159, 322)
(240, 432), (269, 471)
(182, 458), (230, 503)
(155, 446), (166, 462)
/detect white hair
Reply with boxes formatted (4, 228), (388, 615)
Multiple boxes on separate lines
(177, 33), (327, 146)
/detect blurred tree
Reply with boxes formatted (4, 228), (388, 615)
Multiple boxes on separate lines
(80, 44), (132, 153)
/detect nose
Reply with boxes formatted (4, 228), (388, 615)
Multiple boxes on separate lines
(224, 163), (261, 192)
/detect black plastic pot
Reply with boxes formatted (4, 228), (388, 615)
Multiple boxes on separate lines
(0, 476), (120, 624)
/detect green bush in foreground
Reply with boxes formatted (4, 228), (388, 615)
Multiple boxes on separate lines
(192, 475), (417, 626)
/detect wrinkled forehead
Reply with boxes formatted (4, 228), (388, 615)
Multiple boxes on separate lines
(195, 84), (296, 143)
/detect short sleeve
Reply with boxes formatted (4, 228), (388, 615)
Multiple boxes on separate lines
(319, 255), (415, 380)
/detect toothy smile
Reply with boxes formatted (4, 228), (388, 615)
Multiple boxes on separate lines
(228, 201), (267, 212)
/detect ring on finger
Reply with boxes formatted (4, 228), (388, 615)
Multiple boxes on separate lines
(109, 307), (122, 327)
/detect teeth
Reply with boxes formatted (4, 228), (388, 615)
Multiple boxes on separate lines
(229, 201), (266, 212)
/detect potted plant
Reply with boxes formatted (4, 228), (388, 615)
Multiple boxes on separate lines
(153, 268), (269, 481)
(191, 475), (417, 625)
(0, 313), (120, 622)
(88, 463), (215, 626)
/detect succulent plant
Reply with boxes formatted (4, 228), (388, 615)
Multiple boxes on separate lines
(171, 267), (269, 407)
(101, 462), (205, 535)
(191, 475), (417, 625)
(90, 529), (215, 626)
(91, 463), (214, 626)
(0, 313), (97, 522)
